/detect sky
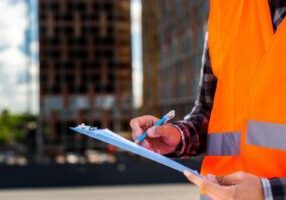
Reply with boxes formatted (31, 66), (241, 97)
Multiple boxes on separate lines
(0, 0), (38, 114)
(0, 0), (142, 114)
(131, 0), (143, 108)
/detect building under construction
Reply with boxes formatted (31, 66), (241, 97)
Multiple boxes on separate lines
(142, 0), (209, 119)
(39, 0), (132, 157)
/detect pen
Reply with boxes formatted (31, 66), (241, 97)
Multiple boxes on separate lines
(134, 110), (176, 144)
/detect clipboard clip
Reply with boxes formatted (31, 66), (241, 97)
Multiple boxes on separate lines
(77, 123), (97, 131)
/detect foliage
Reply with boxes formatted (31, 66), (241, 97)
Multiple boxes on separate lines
(0, 109), (36, 145)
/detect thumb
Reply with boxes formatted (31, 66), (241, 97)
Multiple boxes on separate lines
(184, 171), (203, 186)
(147, 125), (170, 138)
(216, 171), (244, 186)
(130, 126), (143, 140)
(146, 126), (159, 138)
(184, 171), (225, 197)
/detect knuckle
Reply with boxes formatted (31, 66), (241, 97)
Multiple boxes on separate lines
(129, 119), (135, 126)
(130, 117), (140, 127)
(216, 175), (224, 184)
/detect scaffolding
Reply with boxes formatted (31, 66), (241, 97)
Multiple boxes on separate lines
(39, 0), (133, 159)
(142, 0), (209, 119)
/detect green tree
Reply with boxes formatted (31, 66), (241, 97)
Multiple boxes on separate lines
(0, 109), (36, 145)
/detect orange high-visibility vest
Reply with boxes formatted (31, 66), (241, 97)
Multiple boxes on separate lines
(201, 0), (286, 178)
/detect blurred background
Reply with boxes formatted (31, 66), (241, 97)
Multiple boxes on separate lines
(0, 0), (208, 199)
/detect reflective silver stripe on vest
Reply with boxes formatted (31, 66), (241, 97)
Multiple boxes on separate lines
(207, 132), (240, 156)
(247, 120), (286, 150)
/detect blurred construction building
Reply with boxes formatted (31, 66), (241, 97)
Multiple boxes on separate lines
(142, 0), (209, 119)
(39, 0), (132, 156)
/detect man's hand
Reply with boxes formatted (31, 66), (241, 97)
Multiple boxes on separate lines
(130, 115), (181, 154)
(184, 171), (264, 200)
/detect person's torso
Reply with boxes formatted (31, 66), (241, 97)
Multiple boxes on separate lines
(202, 0), (286, 178)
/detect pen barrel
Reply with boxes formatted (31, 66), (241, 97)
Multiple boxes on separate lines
(136, 132), (147, 143)
(136, 116), (168, 143)
(154, 116), (168, 126)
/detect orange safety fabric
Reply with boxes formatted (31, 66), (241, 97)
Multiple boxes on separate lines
(202, 0), (286, 178)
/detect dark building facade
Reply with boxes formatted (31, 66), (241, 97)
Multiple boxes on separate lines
(39, 0), (132, 157)
(142, 0), (209, 119)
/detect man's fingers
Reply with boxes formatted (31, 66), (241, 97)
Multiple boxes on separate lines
(130, 123), (143, 140)
(141, 140), (153, 151)
(184, 171), (220, 193)
(130, 116), (159, 139)
(146, 126), (159, 138)
(147, 124), (176, 138)
(216, 171), (244, 186)
(184, 171), (203, 186)
(184, 171), (234, 199)
(206, 174), (219, 184)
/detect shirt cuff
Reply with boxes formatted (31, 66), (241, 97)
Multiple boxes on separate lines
(261, 178), (273, 200)
(268, 177), (286, 200)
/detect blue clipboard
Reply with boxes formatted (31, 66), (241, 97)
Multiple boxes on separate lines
(70, 124), (202, 177)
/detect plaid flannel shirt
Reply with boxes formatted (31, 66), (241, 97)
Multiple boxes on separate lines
(171, 1), (286, 199)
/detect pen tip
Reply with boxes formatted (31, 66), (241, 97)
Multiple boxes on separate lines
(168, 110), (175, 118)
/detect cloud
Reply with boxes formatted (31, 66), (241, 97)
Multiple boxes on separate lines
(29, 40), (39, 63)
(0, 0), (28, 48)
(0, 0), (38, 114)
(0, 47), (29, 113)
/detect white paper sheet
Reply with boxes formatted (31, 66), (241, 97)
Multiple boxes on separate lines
(70, 124), (201, 177)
